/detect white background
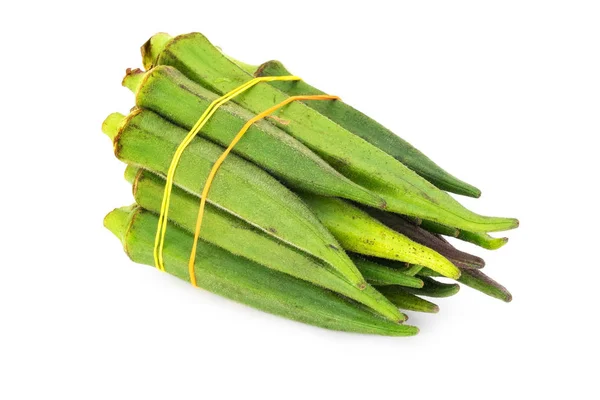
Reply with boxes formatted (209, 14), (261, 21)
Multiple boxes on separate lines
(1, 1), (599, 399)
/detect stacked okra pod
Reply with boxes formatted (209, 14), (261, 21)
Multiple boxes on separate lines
(102, 32), (518, 336)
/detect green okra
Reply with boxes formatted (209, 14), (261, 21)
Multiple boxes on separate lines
(126, 166), (403, 321)
(403, 264), (425, 276)
(376, 286), (440, 313)
(419, 267), (512, 302)
(418, 220), (460, 238)
(457, 230), (509, 250)
(298, 194), (461, 279)
(102, 109), (366, 289)
(457, 269), (512, 302)
(252, 59), (481, 198)
(366, 258), (424, 277)
(417, 219), (508, 250)
(145, 32), (519, 233)
(364, 208), (485, 269)
(104, 206), (417, 335)
(349, 256), (424, 288)
(404, 276), (461, 298)
(122, 66), (385, 210)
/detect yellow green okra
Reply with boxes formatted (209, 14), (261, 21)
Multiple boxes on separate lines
(125, 166), (403, 322)
(364, 207), (486, 269)
(104, 205), (418, 335)
(144, 32), (518, 234)
(299, 193), (461, 279)
(102, 109), (366, 289)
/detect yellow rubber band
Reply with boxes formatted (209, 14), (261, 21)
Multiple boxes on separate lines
(187, 94), (340, 287)
(153, 75), (301, 273)
(153, 74), (340, 289)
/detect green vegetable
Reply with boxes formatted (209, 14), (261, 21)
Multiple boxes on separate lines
(252, 59), (481, 198)
(125, 166), (403, 320)
(365, 207), (485, 269)
(458, 269), (512, 302)
(418, 219), (508, 250)
(145, 32), (518, 233)
(104, 205), (418, 335)
(122, 66), (385, 209)
(98, 30), (517, 335)
(350, 256), (424, 288)
(102, 109), (366, 288)
(457, 230), (509, 250)
(404, 276), (461, 298)
(299, 194), (461, 279)
(419, 267), (512, 302)
(376, 286), (440, 313)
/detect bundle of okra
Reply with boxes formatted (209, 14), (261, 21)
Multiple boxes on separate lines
(102, 32), (518, 336)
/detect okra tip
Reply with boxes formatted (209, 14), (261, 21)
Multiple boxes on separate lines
(454, 182), (482, 199)
(101, 112), (126, 141)
(487, 237), (509, 250)
(141, 32), (173, 70)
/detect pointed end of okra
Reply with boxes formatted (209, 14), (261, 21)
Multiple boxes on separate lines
(431, 254), (462, 280)
(493, 237), (509, 250)
(394, 324), (420, 337)
(103, 205), (136, 244)
(448, 267), (461, 280)
(141, 32), (173, 70)
(455, 184), (482, 199)
(101, 112), (126, 142)
(122, 68), (147, 94)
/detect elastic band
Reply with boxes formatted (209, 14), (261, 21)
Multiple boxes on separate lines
(153, 76), (301, 272)
(187, 94), (339, 287)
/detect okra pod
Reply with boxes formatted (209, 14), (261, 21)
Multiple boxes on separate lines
(419, 267), (511, 302)
(365, 208), (485, 269)
(299, 194), (461, 279)
(104, 206), (417, 335)
(146, 32), (518, 233)
(376, 286), (440, 313)
(102, 109), (366, 288)
(122, 66), (386, 210)
(349, 256), (424, 288)
(404, 276), (461, 298)
(252, 59), (481, 198)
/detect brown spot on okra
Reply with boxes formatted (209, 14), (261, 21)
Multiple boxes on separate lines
(268, 227), (277, 234)
(328, 244), (340, 251)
